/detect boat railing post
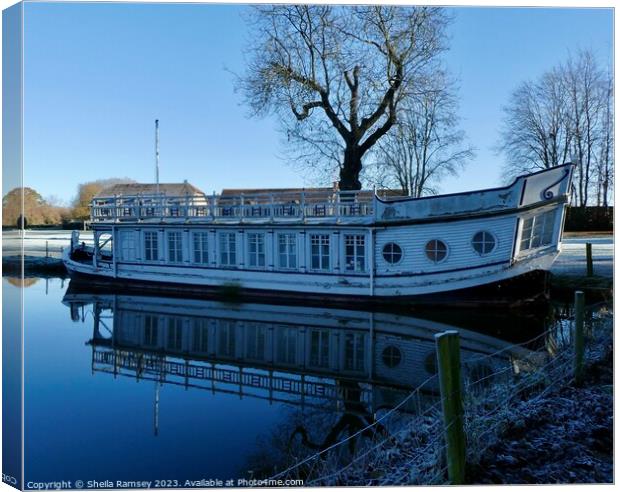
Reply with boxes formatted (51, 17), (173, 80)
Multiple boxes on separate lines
(113, 195), (118, 222)
(185, 193), (190, 220)
(211, 191), (216, 219)
(93, 231), (99, 269)
(270, 193), (275, 220)
(336, 191), (341, 219)
(301, 191), (305, 219)
(240, 193), (245, 222)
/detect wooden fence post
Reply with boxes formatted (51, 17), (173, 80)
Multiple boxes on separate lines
(573, 290), (585, 385)
(435, 330), (466, 485)
(586, 242), (594, 277)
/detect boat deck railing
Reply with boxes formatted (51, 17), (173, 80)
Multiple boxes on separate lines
(91, 346), (376, 410)
(90, 189), (379, 223)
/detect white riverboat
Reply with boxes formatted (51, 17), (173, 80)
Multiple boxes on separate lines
(63, 164), (574, 306)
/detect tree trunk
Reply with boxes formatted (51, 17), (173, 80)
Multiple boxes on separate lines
(339, 145), (363, 190)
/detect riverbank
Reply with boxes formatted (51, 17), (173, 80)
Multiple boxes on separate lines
(2, 255), (68, 278)
(298, 305), (613, 486)
(468, 320), (613, 484)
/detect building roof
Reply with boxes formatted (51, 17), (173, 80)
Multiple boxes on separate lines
(95, 181), (205, 198)
(220, 187), (406, 200)
(220, 187), (334, 196)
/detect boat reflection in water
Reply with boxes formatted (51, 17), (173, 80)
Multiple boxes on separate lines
(62, 282), (549, 477)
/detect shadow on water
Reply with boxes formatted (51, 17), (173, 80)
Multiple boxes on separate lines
(8, 274), (603, 482)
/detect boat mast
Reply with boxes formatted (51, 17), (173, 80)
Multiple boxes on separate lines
(155, 119), (160, 195)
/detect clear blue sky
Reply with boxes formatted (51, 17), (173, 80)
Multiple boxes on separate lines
(21, 2), (613, 204)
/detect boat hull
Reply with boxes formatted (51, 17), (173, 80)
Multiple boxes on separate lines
(64, 263), (550, 310)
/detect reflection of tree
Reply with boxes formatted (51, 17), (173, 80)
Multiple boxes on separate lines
(6, 277), (39, 288)
(290, 381), (389, 455)
(243, 380), (393, 480)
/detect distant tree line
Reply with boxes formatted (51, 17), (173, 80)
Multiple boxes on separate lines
(498, 49), (613, 207)
(2, 178), (135, 227)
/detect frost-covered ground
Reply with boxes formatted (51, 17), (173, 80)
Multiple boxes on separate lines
(315, 311), (613, 486)
(469, 321), (613, 484)
(552, 236), (613, 278)
(2, 230), (93, 258)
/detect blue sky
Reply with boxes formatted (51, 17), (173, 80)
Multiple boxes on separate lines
(21, 2), (613, 204)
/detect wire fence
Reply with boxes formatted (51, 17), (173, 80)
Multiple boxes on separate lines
(266, 302), (612, 487)
(268, 373), (441, 485)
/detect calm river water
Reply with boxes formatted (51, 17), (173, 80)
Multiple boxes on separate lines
(10, 275), (562, 485)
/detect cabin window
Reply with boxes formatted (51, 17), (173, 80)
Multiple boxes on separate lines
(275, 326), (297, 365)
(217, 320), (236, 357)
(119, 230), (137, 261)
(192, 320), (209, 353)
(143, 315), (158, 346)
(344, 332), (365, 372)
(219, 232), (237, 267)
(245, 323), (266, 360)
(382, 346), (402, 368)
(425, 239), (448, 263)
(472, 231), (496, 255)
(345, 234), (366, 272)
(192, 232), (209, 264)
(144, 231), (159, 261)
(382, 242), (403, 264)
(278, 233), (297, 269)
(520, 210), (555, 251)
(167, 231), (183, 263)
(309, 329), (330, 368)
(310, 234), (330, 271)
(247, 233), (266, 268)
(167, 318), (183, 351)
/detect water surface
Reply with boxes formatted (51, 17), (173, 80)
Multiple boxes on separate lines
(14, 276), (558, 486)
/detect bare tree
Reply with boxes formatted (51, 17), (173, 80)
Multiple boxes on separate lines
(498, 67), (572, 177)
(595, 69), (614, 206)
(368, 72), (474, 196)
(239, 5), (449, 190)
(498, 49), (613, 207)
(563, 50), (606, 207)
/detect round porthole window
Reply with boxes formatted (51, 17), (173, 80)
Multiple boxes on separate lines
(382, 242), (403, 264)
(425, 239), (448, 263)
(382, 346), (402, 368)
(472, 231), (496, 255)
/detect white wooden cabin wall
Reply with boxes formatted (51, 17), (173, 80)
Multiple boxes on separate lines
(374, 215), (517, 275)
